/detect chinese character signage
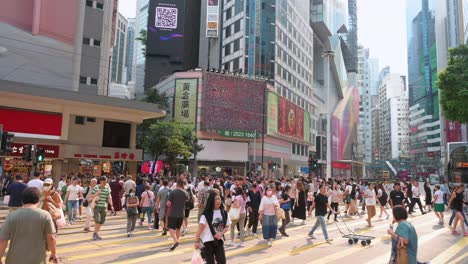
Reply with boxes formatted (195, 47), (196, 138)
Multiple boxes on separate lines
(266, 92), (310, 143)
(9, 143), (59, 158)
(206, 0), (219, 37)
(174, 79), (198, 129)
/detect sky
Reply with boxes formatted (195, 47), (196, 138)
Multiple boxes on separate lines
(118, 0), (409, 76)
(357, 0), (408, 77)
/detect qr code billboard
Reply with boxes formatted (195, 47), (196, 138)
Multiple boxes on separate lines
(155, 7), (178, 29)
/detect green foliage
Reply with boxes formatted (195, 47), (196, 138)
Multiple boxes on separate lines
(437, 45), (468, 123)
(135, 29), (147, 56)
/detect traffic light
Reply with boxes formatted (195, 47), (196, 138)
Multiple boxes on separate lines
(23, 145), (32, 162)
(272, 162), (278, 170)
(313, 159), (318, 169)
(308, 155), (313, 168)
(1, 131), (14, 154)
(268, 161), (272, 170)
(36, 148), (45, 162)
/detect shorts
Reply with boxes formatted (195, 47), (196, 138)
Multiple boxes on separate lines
(93, 207), (107, 224)
(167, 216), (184, 230)
(185, 208), (191, 218)
(79, 198), (83, 206)
(434, 203), (445, 212)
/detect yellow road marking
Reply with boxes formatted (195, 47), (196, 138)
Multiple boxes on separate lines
(430, 237), (468, 264)
(449, 252), (468, 264)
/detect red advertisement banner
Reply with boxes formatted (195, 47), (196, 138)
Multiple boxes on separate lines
(277, 97), (304, 141)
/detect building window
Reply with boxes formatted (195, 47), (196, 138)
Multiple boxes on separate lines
(86, 0), (93, 7)
(233, 39), (240, 52)
(226, 7), (232, 20)
(75, 116), (85, 125)
(226, 26), (231, 38)
(94, 39), (101, 46)
(90, 78), (98, 85)
(79, 76), (87, 84)
(86, 117), (96, 122)
(234, 20), (241, 33)
(233, 58), (240, 70)
(224, 45), (231, 56)
(96, 2), (104, 10)
(82, 37), (90, 45)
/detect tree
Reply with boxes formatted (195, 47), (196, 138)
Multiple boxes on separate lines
(143, 121), (203, 174)
(437, 44), (468, 123)
(135, 29), (147, 56)
(136, 89), (170, 149)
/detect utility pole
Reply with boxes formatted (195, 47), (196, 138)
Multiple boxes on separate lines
(323, 50), (335, 180)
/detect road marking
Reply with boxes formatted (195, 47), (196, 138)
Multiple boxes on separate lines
(364, 226), (452, 264)
(430, 237), (468, 264)
(448, 252), (468, 264)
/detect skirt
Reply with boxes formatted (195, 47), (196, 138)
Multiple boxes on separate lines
(262, 214), (277, 240)
(434, 203), (445, 212)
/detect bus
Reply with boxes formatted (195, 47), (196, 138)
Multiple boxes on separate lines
(446, 142), (468, 188)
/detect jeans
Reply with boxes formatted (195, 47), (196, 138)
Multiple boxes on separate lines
(85, 205), (93, 229)
(231, 213), (246, 242)
(127, 215), (137, 233)
(203, 240), (226, 264)
(448, 209), (468, 226)
(67, 200), (78, 222)
(308, 215), (329, 240)
(248, 209), (259, 234)
(140, 207), (152, 224)
(262, 215), (277, 240)
(328, 202), (339, 220)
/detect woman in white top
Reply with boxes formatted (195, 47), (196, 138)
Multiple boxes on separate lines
(327, 183), (342, 222)
(64, 177), (81, 225)
(194, 191), (231, 264)
(433, 185), (445, 224)
(364, 183), (377, 227)
(259, 186), (280, 246)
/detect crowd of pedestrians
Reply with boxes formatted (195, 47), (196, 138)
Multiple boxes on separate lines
(0, 168), (466, 264)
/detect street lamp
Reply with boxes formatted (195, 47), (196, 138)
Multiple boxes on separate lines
(323, 50), (335, 180)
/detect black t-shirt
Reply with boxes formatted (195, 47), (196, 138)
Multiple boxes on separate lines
(7, 182), (28, 207)
(314, 193), (328, 216)
(452, 192), (464, 211)
(390, 190), (405, 206)
(168, 189), (188, 218)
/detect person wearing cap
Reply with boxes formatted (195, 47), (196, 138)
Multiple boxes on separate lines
(90, 176), (113, 240)
(28, 171), (44, 191)
(40, 178), (62, 230)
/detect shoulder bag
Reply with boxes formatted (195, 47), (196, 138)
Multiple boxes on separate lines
(228, 200), (241, 221)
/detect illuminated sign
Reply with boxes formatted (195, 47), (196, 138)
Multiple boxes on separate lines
(455, 162), (468, 168)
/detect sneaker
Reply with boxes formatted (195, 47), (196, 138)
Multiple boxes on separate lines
(127, 232), (131, 237)
(267, 240), (272, 246)
(326, 238), (333, 243)
(334, 219), (339, 222)
(308, 234), (317, 239)
(422, 212), (427, 215)
(226, 241), (234, 247)
(252, 233), (258, 238)
(162, 229), (167, 236)
(92, 233), (98, 240)
(96, 234), (102, 240)
(147, 227), (153, 230)
(170, 242), (179, 250)
(237, 242), (245, 247)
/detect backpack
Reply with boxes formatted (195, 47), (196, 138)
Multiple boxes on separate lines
(185, 187), (195, 210)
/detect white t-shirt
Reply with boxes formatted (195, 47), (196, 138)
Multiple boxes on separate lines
(365, 190), (376, 206)
(412, 186), (420, 198)
(58, 180), (67, 192)
(434, 190), (444, 204)
(346, 185), (352, 194)
(78, 186), (85, 199)
(199, 209), (232, 243)
(27, 179), (44, 191)
(67, 185), (80, 201)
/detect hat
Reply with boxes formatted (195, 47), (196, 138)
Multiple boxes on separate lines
(44, 178), (53, 184)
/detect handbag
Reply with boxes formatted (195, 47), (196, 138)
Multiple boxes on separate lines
(229, 206), (240, 221)
(3, 195), (10, 205)
(56, 209), (66, 229)
(276, 207), (285, 220)
(396, 244), (409, 264)
(191, 249), (204, 264)
(126, 206), (138, 216)
(280, 201), (291, 211)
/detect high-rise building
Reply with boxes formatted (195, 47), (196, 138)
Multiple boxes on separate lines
(371, 94), (381, 162)
(343, 0), (358, 73)
(0, 0), (117, 95)
(378, 73), (410, 160)
(135, 0), (149, 98)
(126, 18), (136, 85)
(111, 13), (128, 84)
(356, 45), (372, 164)
(406, 0), (441, 176)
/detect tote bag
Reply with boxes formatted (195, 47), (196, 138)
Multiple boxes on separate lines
(229, 206), (240, 221)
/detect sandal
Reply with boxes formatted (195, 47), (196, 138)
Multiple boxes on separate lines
(451, 230), (461, 235)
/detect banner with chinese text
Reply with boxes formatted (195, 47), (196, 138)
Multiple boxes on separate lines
(174, 79), (198, 129)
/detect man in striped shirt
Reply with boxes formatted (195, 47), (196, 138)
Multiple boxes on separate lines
(90, 176), (114, 240)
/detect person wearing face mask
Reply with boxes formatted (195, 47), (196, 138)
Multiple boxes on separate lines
(40, 178), (62, 231)
(126, 189), (140, 237)
(259, 186), (280, 246)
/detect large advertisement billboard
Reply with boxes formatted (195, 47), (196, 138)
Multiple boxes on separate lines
(147, 0), (185, 60)
(266, 92), (310, 143)
(201, 73), (266, 133)
(206, 0), (220, 37)
(174, 79), (198, 129)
